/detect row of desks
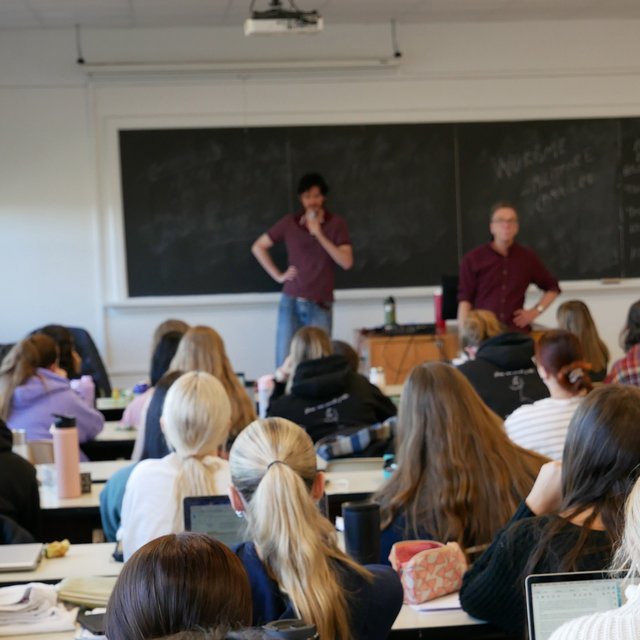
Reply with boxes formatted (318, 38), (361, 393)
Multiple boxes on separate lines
(7, 544), (495, 640)
(30, 458), (512, 639)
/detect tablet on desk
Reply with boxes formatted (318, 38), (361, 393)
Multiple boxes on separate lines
(183, 496), (245, 548)
(0, 543), (43, 572)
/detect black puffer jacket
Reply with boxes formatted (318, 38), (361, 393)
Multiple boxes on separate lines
(268, 355), (397, 442)
(457, 332), (549, 418)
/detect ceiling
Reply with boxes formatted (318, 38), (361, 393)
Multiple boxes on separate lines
(1, 0), (639, 30)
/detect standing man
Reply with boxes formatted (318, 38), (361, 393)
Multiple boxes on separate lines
(252, 173), (353, 366)
(458, 202), (560, 331)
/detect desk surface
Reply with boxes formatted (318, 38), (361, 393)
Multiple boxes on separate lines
(95, 421), (137, 442)
(37, 460), (131, 485)
(37, 461), (384, 510)
(40, 483), (102, 510)
(0, 543), (121, 586)
(325, 468), (385, 496)
(7, 544), (483, 639)
(96, 397), (131, 411)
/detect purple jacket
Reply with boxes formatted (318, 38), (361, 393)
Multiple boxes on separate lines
(8, 369), (104, 444)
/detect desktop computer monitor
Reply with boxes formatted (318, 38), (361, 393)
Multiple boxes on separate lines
(441, 275), (459, 321)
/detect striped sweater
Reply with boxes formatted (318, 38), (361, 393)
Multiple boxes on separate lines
(504, 396), (583, 460)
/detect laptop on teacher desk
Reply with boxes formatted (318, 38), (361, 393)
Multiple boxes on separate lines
(526, 571), (638, 640)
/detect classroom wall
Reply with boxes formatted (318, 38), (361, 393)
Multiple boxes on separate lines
(1, 19), (640, 385)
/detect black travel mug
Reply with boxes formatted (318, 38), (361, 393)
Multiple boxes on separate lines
(342, 500), (380, 565)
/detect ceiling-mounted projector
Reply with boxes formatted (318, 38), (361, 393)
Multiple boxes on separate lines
(244, 0), (323, 35)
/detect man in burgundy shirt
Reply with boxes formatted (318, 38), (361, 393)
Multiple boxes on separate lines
(251, 173), (353, 366)
(458, 203), (560, 332)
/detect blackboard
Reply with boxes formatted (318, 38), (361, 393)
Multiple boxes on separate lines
(119, 117), (640, 297)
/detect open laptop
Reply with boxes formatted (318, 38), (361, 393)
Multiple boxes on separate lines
(183, 495), (245, 548)
(526, 571), (636, 640)
(0, 543), (43, 572)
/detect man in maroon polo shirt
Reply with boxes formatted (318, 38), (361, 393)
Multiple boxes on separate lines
(458, 202), (560, 332)
(251, 173), (353, 366)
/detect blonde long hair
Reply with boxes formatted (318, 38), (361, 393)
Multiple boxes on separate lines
(556, 300), (609, 373)
(229, 418), (371, 639)
(162, 371), (231, 531)
(286, 327), (332, 393)
(169, 326), (255, 438)
(374, 362), (547, 551)
(0, 334), (58, 421)
(460, 309), (503, 350)
(613, 476), (640, 578)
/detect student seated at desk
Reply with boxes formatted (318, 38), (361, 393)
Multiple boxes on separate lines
(0, 334), (103, 453)
(229, 417), (403, 640)
(457, 309), (549, 418)
(100, 371), (183, 542)
(605, 299), (640, 386)
(123, 318), (189, 434)
(267, 327), (396, 443)
(460, 385), (640, 637)
(120, 371), (231, 560)
(374, 362), (546, 564)
(505, 329), (592, 460)
(128, 330), (185, 460)
(549, 475), (640, 640)
(0, 417), (40, 540)
(556, 300), (609, 382)
(106, 533), (252, 640)
(169, 326), (256, 441)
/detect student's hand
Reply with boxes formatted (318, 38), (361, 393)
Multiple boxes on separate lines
(513, 307), (538, 328)
(525, 461), (563, 516)
(277, 266), (298, 283)
(52, 364), (67, 378)
(275, 355), (293, 383)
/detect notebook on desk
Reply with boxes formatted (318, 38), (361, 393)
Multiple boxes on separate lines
(526, 571), (635, 640)
(183, 496), (245, 548)
(0, 543), (43, 572)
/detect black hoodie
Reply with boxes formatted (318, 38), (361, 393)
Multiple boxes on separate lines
(267, 355), (397, 443)
(457, 332), (549, 419)
(0, 419), (41, 540)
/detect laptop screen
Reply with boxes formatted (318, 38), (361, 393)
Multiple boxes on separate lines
(183, 495), (245, 548)
(526, 571), (633, 640)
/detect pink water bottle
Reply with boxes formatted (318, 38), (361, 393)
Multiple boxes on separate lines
(51, 414), (81, 499)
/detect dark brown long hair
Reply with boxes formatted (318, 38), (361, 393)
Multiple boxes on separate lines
(621, 300), (640, 352)
(374, 362), (547, 551)
(526, 385), (640, 574)
(105, 533), (252, 640)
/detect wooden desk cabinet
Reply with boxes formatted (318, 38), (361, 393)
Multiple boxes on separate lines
(358, 332), (459, 385)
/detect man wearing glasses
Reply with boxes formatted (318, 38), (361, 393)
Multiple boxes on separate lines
(457, 202), (560, 331)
